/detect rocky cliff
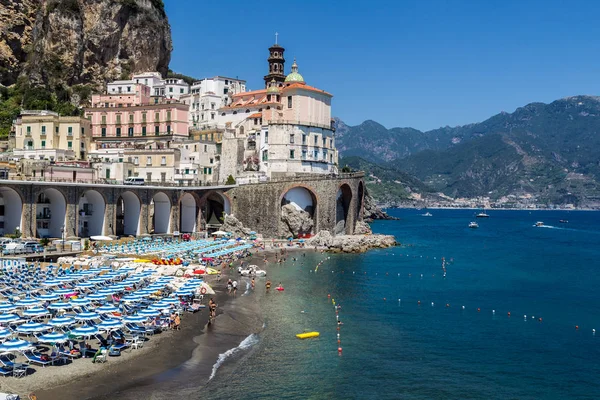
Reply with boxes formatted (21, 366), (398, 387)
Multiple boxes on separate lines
(0, 0), (172, 88)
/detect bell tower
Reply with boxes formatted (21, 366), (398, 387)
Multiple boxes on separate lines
(264, 33), (286, 88)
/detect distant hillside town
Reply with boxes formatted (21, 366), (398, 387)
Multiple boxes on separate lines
(3, 40), (339, 186)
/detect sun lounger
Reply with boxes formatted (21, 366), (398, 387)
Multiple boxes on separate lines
(0, 366), (12, 377)
(0, 356), (15, 368)
(23, 351), (54, 367)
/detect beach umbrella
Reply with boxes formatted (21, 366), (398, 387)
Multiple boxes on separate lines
(54, 289), (77, 295)
(97, 288), (117, 295)
(122, 315), (147, 323)
(74, 312), (100, 321)
(161, 298), (180, 305)
(22, 307), (49, 318)
(137, 309), (160, 317)
(37, 293), (60, 301)
(37, 332), (69, 344)
(69, 298), (91, 306)
(96, 319), (123, 331)
(48, 317), (75, 327)
(86, 293), (108, 300)
(16, 322), (51, 334)
(0, 314), (21, 324)
(47, 301), (73, 310)
(175, 288), (194, 296)
(0, 303), (17, 313)
(0, 339), (33, 352)
(14, 298), (42, 308)
(95, 305), (119, 314)
(76, 283), (96, 289)
(0, 329), (12, 340)
(69, 326), (99, 338)
(121, 294), (145, 303)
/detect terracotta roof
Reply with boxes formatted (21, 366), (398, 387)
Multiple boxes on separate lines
(282, 82), (333, 97)
(231, 88), (267, 98)
(249, 112), (262, 118)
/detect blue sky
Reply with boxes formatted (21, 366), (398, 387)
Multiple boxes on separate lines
(165, 0), (600, 131)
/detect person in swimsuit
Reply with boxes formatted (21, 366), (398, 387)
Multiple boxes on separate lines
(266, 280), (271, 290)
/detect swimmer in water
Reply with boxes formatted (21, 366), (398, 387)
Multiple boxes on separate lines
(251, 278), (255, 290)
(265, 280), (272, 290)
(277, 282), (283, 290)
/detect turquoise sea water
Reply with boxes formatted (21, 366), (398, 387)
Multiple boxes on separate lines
(205, 209), (600, 399)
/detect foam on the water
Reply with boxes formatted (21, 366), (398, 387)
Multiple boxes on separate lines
(209, 333), (259, 381)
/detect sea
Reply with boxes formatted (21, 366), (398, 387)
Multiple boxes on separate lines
(204, 209), (600, 400)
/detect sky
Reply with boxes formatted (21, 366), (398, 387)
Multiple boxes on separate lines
(165, 0), (600, 131)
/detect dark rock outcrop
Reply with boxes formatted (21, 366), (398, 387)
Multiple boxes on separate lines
(280, 204), (314, 238)
(363, 187), (398, 222)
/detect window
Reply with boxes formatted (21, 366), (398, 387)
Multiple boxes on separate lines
(142, 126), (147, 136)
(155, 126), (159, 136)
(118, 157), (123, 162)
(290, 149), (295, 159)
(68, 141), (72, 149)
(161, 156), (166, 166)
(81, 127), (84, 135)
(180, 88), (184, 94)
(155, 112), (160, 121)
(313, 150), (319, 159)
(322, 137), (326, 147)
(142, 113), (147, 122)
(146, 172), (152, 181)
(211, 113), (215, 120)
(314, 135), (318, 145)
(211, 103), (215, 110)
(26, 126), (31, 135)
(101, 115), (106, 124)
(116, 115), (121, 124)
(127, 86), (131, 92)
(129, 114), (134, 123)
(262, 150), (268, 161)
(166, 125), (171, 134)
(101, 127), (106, 137)
(290, 134), (295, 144)
(302, 149), (307, 160)
(302, 134), (307, 144)
(116, 128), (121, 137)
(265, 131), (268, 144)
(128, 127), (133, 137)
(134, 157), (139, 165)
(204, 145), (207, 152)
(209, 158), (213, 164)
(166, 111), (171, 121)
(201, 113), (204, 120)
(287, 96), (292, 108)
(169, 87), (173, 92)
(161, 172), (166, 181)
(146, 157), (152, 166)
(41, 140), (46, 149)
(41, 126), (46, 134)
(68, 127), (73, 136)
(223, 88), (228, 94)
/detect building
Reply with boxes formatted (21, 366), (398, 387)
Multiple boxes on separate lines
(112, 72), (191, 100)
(86, 84), (189, 148)
(12, 110), (91, 161)
(217, 42), (338, 181)
(181, 76), (246, 130)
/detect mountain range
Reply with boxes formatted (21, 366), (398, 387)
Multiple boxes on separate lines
(336, 95), (600, 207)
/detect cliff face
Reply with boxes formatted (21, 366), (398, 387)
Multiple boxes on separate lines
(0, 0), (172, 88)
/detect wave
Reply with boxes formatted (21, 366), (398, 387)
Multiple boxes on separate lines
(209, 333), (259, 381)
(242, 280), (251, 296)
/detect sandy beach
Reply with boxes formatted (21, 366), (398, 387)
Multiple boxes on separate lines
(6, 245), (300, 400)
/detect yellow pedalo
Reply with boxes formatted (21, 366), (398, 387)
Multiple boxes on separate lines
(296, 332), (320, 339)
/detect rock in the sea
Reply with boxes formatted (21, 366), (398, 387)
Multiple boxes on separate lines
(280, 204), (314, 238)
(354, 220), (372, 235)
(363, 187), (398, 222)
(222, 214), (251, 238)
(307, 230), (396, 253)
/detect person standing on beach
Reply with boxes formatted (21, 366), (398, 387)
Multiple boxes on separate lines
(251, 278), (255, 290)
(232, 280), (238, 296)
(227, 279), (232, 293)
(266, 280), (272, 290)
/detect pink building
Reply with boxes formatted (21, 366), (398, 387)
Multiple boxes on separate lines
(86, 84), (189, 142)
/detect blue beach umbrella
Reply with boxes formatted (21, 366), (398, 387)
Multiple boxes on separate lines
(14, 298), (41, 308)
(161, 298), (180, 305)
(37, 332), (69, 344)
(69, 326), (99, 337)
(0, 329), (12, 340)
(0, 314), (21, 324)
(16, 322), (50, 334)
(122, 315), (147, 323)
(0, 303), (17, 313)
(37, 293), (60, 301)
(86, 293), (108, 300)
(22, 307), (49, 318)
(137, 309), (160, 317)
(69, 298), (91, 306)
(95, 305), (119, 314)
(74, 312), (100, 321)
(0, 339), (33, 352)
(48, 317), (76, 327)
(47, 301), (73, 310)
(54, 288), (77, 295)
(96, 319), (123, 331)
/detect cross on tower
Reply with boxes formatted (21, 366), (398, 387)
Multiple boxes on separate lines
(275, 32), (279, 44)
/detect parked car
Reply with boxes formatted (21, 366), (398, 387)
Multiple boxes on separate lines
(3, 242), (26, 255)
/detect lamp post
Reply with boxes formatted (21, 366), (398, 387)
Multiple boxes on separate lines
(60, 225), (65, 253)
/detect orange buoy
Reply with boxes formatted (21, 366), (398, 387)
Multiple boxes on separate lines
(327, 294), (331, 298)
(477, 308), (481, 312)
(338, 347), (342, 353)
(337, 339), (341, 344)
(576, 325), (579, 330)
(508, 312), (511, 316)
(538, 318), (542, 322)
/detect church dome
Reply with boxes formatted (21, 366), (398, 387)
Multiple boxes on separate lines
(285, 58), (304, 83)
(267, 79), (280, 93)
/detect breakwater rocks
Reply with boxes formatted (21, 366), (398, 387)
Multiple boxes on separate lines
(307, 230), (397, 253)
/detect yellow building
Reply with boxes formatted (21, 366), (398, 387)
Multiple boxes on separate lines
(13, 111), (91, 161)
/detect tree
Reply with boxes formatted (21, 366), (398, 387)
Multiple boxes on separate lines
(225, 175), (236, 185)
(341, 165), (352, 173)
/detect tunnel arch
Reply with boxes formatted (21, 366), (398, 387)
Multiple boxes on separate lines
(280, 185), (318, 238)
(36, 188), (67, 238)
(0, 187), (23, 236)
(335, 184), (353, 235)
(116, 191), (141, 236)
(78, 190), (106, 237)
(151, 192), (171, 234)
(200, 191), (231, 230)
(179, 193), (199, 233)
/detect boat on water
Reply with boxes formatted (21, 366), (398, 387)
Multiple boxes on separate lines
(422, 212), (433, 217)
(559, 219), (568, 223)
(468, 222), (479, 228)
(535, 221), (544, 227)
(475, 211), (490, 218)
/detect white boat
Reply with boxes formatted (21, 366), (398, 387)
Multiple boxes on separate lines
(535, 221), (544, 227)
(422, 212), (433, 217)
(475, 211), (490, 218)
(240, 264), (267, 277)
(468, 222), (479, 228)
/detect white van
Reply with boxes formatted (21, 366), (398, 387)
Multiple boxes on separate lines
(124, 177), (145, 186)
(3, 242), (26, 255)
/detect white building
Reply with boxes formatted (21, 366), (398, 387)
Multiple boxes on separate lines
(107, 72), (190, 100)
(163, 78), (190, 100)
(132, 72), (164, 96)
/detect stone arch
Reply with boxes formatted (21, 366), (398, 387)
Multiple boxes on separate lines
(179, 192), (199, 233)
(280, 185), (318, 238)
(335, 183), (353, 235)
(78, 190), (106, 237)
(0, 187), (23, 236)
(116, 191), (141, 236)
(151, 191), (171, 234)
(357, 181), (365, 222)
(200, 191), (231, 230)
(36, 188), (67, 238)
